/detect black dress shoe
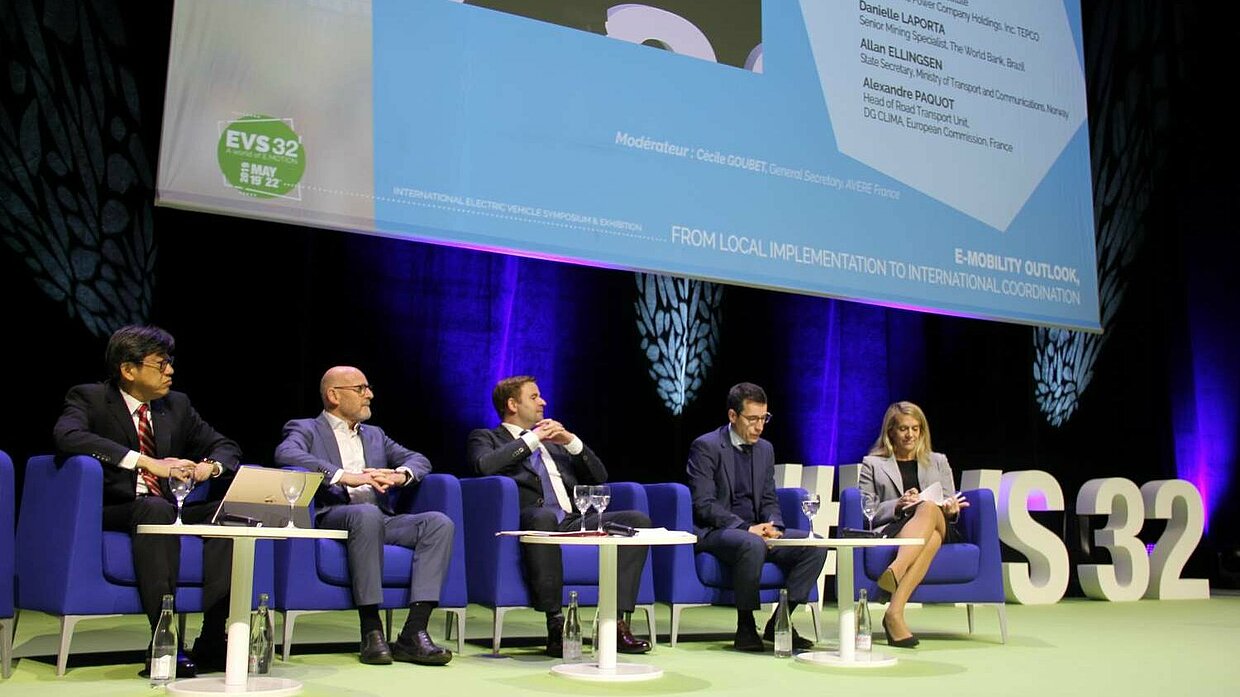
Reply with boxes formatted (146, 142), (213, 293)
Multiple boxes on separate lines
(545, 615), (565, 658)
(733, 624), (765, 652)
(763, 615), (814, 649)
(359, 629), (394, 664)
(191, 636), (227, 674)
(140, 650), (197, 679)
(615, 619), (652, 654)
(882, 615), (919, 648)
(392, 630), (453, 666)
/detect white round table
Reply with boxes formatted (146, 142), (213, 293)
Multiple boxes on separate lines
(766, 537), (923, 668)
(137, 524), (347, 696)
(519, 531), (696, 682)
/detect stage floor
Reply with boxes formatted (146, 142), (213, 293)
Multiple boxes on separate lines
(3, 596), (1238, 696)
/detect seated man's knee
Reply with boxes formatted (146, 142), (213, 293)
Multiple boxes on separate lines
(425, 511), (454, 539)
(616, 510), (651, 528)
(523, 508), (560, 530)
(735, 533), (767, 560)
(135, 496), (177, 524)
(346, 505), (385, 534)
(811, 545), (829, 564)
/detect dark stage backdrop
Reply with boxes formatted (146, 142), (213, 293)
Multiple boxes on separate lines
(0, 0), (1236, 583)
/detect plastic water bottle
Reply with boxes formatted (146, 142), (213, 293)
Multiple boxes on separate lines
(249, 593), (274, 674)
(856, 588), (872, 659)
(773, 589), (793, 658)
(563, 591), (583, 662)
(149, 594), (177, 686)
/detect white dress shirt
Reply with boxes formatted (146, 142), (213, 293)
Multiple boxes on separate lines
(500, 422), (578, 512)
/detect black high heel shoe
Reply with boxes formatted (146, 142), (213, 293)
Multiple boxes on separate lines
(882, 615), (919, 648)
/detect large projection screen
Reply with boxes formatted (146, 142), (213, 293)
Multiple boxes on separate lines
(157, 0), (1099, 330)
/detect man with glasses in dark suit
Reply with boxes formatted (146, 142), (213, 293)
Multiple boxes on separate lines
(687, 382), (827, 652)
(53, 325), (238, 677)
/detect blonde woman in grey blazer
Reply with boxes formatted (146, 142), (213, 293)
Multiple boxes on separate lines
(858, 402), (969, 648)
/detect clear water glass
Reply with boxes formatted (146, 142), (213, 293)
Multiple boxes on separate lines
(281, 471), (306, 528)
(572, 484), (592, 532)
(590, 485), (610, 533)
(800, 493), (820, 530)
(862, 492), (878, 531)
(170, 473), (194, 526)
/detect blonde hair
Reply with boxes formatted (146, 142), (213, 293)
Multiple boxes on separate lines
(868, 401), (933, 466)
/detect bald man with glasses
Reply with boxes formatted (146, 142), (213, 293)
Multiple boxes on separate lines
(274, 366), (454, 666)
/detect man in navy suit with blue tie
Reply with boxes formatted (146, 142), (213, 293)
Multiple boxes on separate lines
(275, 366), (453, 666)
(466, 375), (652, 657)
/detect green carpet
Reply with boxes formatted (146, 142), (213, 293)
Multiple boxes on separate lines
(3, 597), (1237, 696)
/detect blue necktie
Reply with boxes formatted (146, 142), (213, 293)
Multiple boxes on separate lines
(530, 448), (566, 523)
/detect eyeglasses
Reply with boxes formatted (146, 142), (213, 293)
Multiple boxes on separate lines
(135, 357), (174, 373)
(739, 412), (772, 425)
(331, 384), (373, 395)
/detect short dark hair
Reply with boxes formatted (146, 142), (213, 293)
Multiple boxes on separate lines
(726, 382), (767, 413)
(105, 325), (175, 382)
(492, 375), (537, 417)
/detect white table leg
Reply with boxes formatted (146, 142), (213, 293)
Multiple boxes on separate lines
(226, 537), (256, 687)
(550, 544), (661, 682)
(167, 537), (302, 695)
(596, 545), (617, 672)
(794, 545), (897, 668)
(837, 548), (855, 662)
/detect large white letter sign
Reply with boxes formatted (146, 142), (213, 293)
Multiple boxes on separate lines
(1142, 480), (1209, 600)
(1000, 470), (1069, 604)
(1076, 478), (1149, 601)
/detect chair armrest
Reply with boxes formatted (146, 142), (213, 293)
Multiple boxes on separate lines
(460, 476), (524, 605)
(16, 455), (104, 610)
(839, 487), (864, 528)
(642, 483), (701, 601)
(644, 482), (693, 531)
(608, 482), (649, 515)
(777, 487), (809, 529)
(0, 451), (13, 616)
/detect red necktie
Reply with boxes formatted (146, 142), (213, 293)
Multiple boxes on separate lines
(136, 404), (162, 497)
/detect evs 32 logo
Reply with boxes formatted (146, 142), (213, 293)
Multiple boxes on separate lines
(465, 0), (763, 72)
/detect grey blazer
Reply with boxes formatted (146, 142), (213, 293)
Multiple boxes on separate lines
(274, 414), (431, 516)
(858, 452), (956, 529)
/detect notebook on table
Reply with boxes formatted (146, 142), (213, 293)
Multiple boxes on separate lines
(210, 467), (322, 528)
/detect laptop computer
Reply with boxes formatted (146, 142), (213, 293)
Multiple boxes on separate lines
(211, 467), (323, 528)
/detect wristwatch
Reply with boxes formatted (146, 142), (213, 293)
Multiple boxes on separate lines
(202, 459), (224, 478)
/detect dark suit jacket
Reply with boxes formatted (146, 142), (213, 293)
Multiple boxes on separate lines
(686, 425), (782, 536)
(273, 414), (431, 515)
(466, 426), (607, 510)
(52, 382), (241, 505)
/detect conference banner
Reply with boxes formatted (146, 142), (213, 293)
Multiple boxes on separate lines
(158, 0), (1099, 330)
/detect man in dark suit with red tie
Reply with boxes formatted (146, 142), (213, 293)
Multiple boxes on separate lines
(53, 325), (238, 677)
(466, 375), (652, 657)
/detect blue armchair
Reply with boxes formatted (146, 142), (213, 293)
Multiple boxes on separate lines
(15, 455), (275, 675)
(460, 476), (656, 654)
(643, 483), (822, 646)
(273, 472), (468, 659)
(839, 487), (1006, 641)
(1, 451), (14, 678)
